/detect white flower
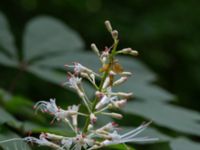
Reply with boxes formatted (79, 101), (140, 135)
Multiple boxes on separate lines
(72, 134), (94, 150)
(110, 99), (127, 108)
(113, 76), (128, 86)
(66, 62), (93, 75)
(33, 98), (58, 114)
(24, 134), (61, 149)
(64, 74), (82, 89)
(34, 99), (77, 124)
(64, 74), (87, 99)
(100, 122), (158, 146)
(95, 95), (117, 110)
(95, 87), (128, 110)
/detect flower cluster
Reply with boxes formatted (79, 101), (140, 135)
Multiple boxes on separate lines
(0, 21), (158, 149)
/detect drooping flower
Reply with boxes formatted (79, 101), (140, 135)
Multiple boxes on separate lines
(34, 99), (77, 124)
(99, 122), (158, 147)
(66, 62), (93, 75)
(24, 134), (61, 149)
(64, 74), (82, 90)
(33, 98), (58, 114)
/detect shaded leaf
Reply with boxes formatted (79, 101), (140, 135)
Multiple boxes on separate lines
(0, 131), (31, 150)
(116, 57), (174, 102)
(28, 66), (65, 85)
(170, 137), (200, 150)
(0, 12), (18, 67)
(0, 53), (17, 67)
(22, 121), (74, 136)
(0, 12), (17, 58)
(23, 16), (84, 62)
(123, 101), (200, 136)
(0, 107), (19, 125)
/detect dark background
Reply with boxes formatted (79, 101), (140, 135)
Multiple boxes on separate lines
(0, 0), (200, 150)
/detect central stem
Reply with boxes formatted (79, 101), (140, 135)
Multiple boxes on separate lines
(83, 40), (119, 133)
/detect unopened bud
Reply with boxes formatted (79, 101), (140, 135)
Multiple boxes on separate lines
(115, 92), (133, 98)
(109, 70), (117, 76)
(90, 113), (97, 124)
(91, 43), (100, 56)
(111, 30), (118, 40)
(110, 113), (123, 119)
(129, 50), (139, 56)
(102, 56), (107, 64)
(87, 124), (93, 131)
(80, 72), (89, 78)
(45, 133), (64, 140)
(118, 48), (138, 56)
(120, 71), (132, 76)
(119, 48), (132, 53)
(102, 77), (110, 89)
(113, 99), (127, 108)
(105, 20), (113, 32)
(95, 91), (104, 98)
(113, 76), (128, 86)
(97, 122), (118, 133)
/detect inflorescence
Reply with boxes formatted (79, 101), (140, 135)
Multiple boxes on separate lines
(0, 21), (158, 150)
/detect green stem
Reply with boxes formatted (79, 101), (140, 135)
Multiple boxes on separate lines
(83, 40), (119, 133)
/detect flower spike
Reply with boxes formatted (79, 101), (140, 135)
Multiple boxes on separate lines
(1, 20), (158, 150)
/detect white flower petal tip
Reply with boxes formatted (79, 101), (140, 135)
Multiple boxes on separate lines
(99, 122), (158, 146)
(24, 136), (62, 149)
(64, 74), (82, 89)
(65, 62), (97, 77)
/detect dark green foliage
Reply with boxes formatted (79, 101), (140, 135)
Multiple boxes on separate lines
(0, 1), (200, 149)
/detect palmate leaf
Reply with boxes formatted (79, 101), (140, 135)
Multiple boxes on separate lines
(23, 16), (84, 62)
(21, 16), (87, 96)
(0, 12), (18, 67)
(0, 13), (17, 58)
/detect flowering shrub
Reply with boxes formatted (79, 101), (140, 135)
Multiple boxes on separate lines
(0, 20), (157, 150)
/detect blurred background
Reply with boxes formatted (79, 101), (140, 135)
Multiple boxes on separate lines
(0, 0), (200, 150)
